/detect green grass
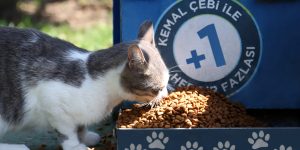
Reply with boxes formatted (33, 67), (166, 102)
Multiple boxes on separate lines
(0, 17), (112, 51)
(41, 24), (113, 51)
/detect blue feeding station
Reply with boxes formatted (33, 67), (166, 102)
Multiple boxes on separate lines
(113, 0), (300, 149)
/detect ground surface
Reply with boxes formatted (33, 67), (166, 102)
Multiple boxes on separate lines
(2, 117), (116, 150)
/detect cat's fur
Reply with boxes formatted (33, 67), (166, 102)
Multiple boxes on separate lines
(0, 21), (169, 150)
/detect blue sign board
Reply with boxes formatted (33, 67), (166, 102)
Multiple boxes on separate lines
(117, 128), (300, 150)
(113, 0), (300, 109)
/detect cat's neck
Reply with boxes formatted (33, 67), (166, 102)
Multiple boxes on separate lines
(94, 65), (127, 106)
(84, 44), (132, 114)
(71, 63), (129, 123)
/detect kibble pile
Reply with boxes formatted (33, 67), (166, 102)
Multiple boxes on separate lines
(117, 86), (264, 128)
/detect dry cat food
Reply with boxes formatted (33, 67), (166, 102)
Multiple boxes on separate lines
(117, 86), (264, 128)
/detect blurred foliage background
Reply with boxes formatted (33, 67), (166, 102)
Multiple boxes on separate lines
(0, 0), (113, 51)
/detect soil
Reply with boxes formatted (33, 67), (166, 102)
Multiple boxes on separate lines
(18, 0), (112, 28)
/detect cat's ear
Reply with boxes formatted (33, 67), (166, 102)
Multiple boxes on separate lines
(137, 20), (155, 46)
(128, 44), (147, 70)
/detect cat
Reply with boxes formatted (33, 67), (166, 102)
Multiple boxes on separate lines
(0, 20), (169, 150)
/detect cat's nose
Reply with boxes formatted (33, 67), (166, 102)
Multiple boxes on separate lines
(160, 87), (168, 98)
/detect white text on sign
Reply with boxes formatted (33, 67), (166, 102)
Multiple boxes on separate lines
(158, 0), (243, 47)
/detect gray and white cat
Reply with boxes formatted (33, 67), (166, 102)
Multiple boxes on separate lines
(0, 21), (169, 150)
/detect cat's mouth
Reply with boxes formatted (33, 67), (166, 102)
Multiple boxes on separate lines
(130, 90), (167, 108)
(137, 97), (162, 108)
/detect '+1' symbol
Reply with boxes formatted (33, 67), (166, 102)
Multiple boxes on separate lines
(186, 50), (206, 69)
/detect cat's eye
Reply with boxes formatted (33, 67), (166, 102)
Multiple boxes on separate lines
(151, 88), (163, 95)
(151, 89), (159, 95)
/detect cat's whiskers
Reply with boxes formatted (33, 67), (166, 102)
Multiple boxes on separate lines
(149, 99), (155, 108)
(168, 65), (180, 71)
(168, 65), (187, 76)
(150, 99), (155, 108)
(168, 64), (186, 71)
(169, 70), (182, 73)
(148, 97), (162, 108)
(140, 102), (150, 107)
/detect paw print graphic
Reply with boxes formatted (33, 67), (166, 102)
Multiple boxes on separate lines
(274, 145), (293, 150)
(124, 144), (144, 150)
(181, 141), (203, 150)
(248, 130), (270, 149)
(146, 131), (169, 149)
(213, 141), (235, 150)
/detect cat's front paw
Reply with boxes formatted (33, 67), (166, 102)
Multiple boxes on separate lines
(68, 144), (88, 150)
(81, 131), (101, 146)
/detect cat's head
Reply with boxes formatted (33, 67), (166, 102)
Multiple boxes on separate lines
(121, 21), (169, 106)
